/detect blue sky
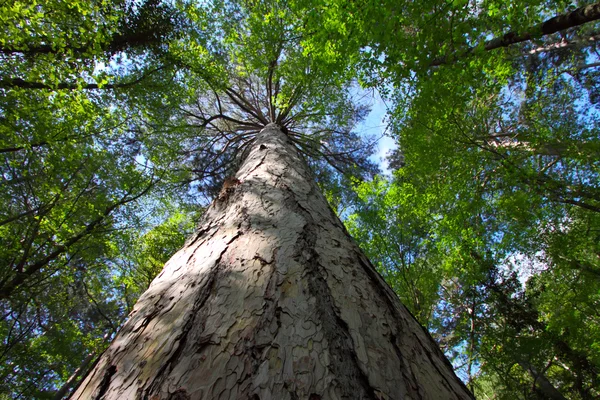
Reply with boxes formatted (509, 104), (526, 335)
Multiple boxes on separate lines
(358, 90), (397, 175)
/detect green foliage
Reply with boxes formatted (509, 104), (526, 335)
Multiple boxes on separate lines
(346, 174), (443, 324)
(0, 0), (213, 397)
(3, 0), (600, 398)
(115, 206), (199, 308)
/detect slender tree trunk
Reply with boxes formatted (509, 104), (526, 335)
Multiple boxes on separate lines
(54, 352), (96, 400)
(71, 124), (473, 400)
(517, 360), (568, 400)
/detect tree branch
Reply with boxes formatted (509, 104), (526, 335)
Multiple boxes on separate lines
(0, 181), (155, 300)
(432, 2), (600, 66)
(0, 67), (164, 91)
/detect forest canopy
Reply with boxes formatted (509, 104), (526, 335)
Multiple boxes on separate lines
(1, 0), (599, 398)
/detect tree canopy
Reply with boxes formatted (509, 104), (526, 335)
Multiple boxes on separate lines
(1, 0), (599, 398)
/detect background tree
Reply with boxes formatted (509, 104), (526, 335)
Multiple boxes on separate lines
(0, 0), (211, 397)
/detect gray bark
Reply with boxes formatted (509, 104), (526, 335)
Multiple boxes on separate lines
(71, 123), (473, 400)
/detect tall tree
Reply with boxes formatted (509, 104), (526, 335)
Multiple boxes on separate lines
(71, 123), (472, 399)
(64, 0), (474, 396)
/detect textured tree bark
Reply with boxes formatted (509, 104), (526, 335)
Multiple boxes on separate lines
(71, 124), (473, 400)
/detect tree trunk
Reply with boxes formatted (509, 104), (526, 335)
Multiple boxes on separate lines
(517, 360), (568, 400)
(54, 352), (96, 400)
(71, 123), (473, 400)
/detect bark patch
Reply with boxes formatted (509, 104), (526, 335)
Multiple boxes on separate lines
(94, 365), (117, 400)
(299, 221), (376, 400)
(168, 388), (191, 400)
